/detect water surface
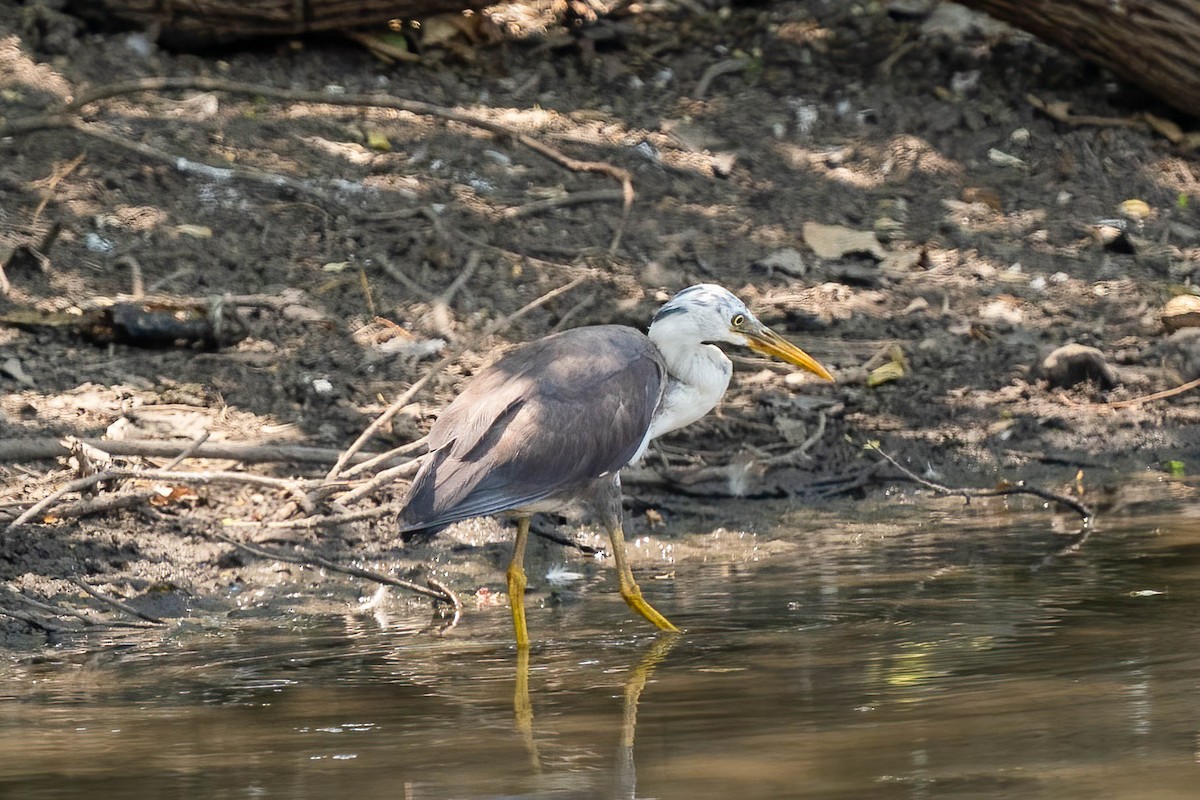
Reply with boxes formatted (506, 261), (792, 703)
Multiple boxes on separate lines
(3, 505), (1200, 799)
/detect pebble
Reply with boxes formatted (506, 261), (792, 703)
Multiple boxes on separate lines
(84, 233), (114, 253)
(1161, 294), (1200, 332)
(1036, 343), (1120, 389)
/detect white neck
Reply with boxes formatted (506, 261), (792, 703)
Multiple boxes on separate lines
(645, 321), (733, 441)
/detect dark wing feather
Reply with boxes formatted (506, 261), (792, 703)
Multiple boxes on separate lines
(398, 326), (665, 533)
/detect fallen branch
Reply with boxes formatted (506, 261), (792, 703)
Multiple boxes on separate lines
(335, 460), (422, 507)
(221, 503), (397, 529)
(341, 436), (427, 479)
(211, 532), (454, 604)
(2, 586), (161, 630)
(67, 576), (165, 625)
(0, 604), (67, 633)
(866, 442), (1095, 525)
(51, 491), (158, 522)
(0, 438), (393, 467)
(6, 467), (321, 530)
(1027, 94), (1145, 130)
(693, 57), (750, 101)
(1100, 375), (1200, 409)
(502, 188), (627, 220)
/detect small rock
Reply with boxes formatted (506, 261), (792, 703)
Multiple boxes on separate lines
(711, 152), (737, 178)
(1091, 219), (1135, 253)
(85, 232), (114, 253)
(987, 148), (1026, 169)
(1036, 343), (1120, 389)
(1161, 294), (1200, 332)
(1, 357), (34, 387)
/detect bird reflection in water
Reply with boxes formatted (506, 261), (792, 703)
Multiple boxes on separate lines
(513, 634), (681, 799)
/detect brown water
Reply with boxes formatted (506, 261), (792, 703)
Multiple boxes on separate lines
(3, 506), (1200, 799)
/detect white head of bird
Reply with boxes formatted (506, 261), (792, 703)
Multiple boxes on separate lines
(643, 284), (833, 441)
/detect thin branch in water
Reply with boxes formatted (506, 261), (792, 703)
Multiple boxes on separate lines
(866, 442), (1095, 525)
(426, 576), (463, 636)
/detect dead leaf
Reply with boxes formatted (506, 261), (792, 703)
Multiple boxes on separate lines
(867, 360), (904, 387)
(175, 224), (213, 239)
(365, 129), (391, 152)
(802, 221), (887, 260)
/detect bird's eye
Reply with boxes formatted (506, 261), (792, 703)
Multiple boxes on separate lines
(731, 314), (745, 327)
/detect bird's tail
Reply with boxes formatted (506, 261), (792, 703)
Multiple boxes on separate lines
(396, 449), (451, 542)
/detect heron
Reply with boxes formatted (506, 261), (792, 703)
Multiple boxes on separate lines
(398, 284), (834, 647)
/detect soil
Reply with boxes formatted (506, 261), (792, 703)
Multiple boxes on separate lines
(1, 0), (1199, 647)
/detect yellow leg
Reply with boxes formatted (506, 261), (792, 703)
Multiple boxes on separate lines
(607, 523), (679, 632)
(507, 516), (532, 649)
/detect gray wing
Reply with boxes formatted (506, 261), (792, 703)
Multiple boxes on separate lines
(398, 325), (666, 533)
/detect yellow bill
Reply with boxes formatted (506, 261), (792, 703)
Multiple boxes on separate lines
(745, 325), (835, 382)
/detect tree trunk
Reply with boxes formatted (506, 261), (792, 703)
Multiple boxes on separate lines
(78, 0), (497, 43)
(955, 0), (1200, 117)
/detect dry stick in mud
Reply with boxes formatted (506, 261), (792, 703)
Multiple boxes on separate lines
(67, 576), (165, 625)
(210, 532), (456, 606)
(6, 467), (322, 530)
(1093, 375), (1200, 410)
(0, 604), (68, 634)
(1, 76), (636, 250)
(866, 443), (1096, 525)
(0, 438), (392, 467)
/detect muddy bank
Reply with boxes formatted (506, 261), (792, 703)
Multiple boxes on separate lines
(1, 1), (1198, 644)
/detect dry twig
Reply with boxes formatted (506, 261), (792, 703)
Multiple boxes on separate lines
(211, 532), (454, 604)
(67, 576), (165, 625)
(866, 442), (1095, 525)
(0, 438), (389, 467)
(6, 467), (319, 530)
(1098, 375), (1200, 409)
